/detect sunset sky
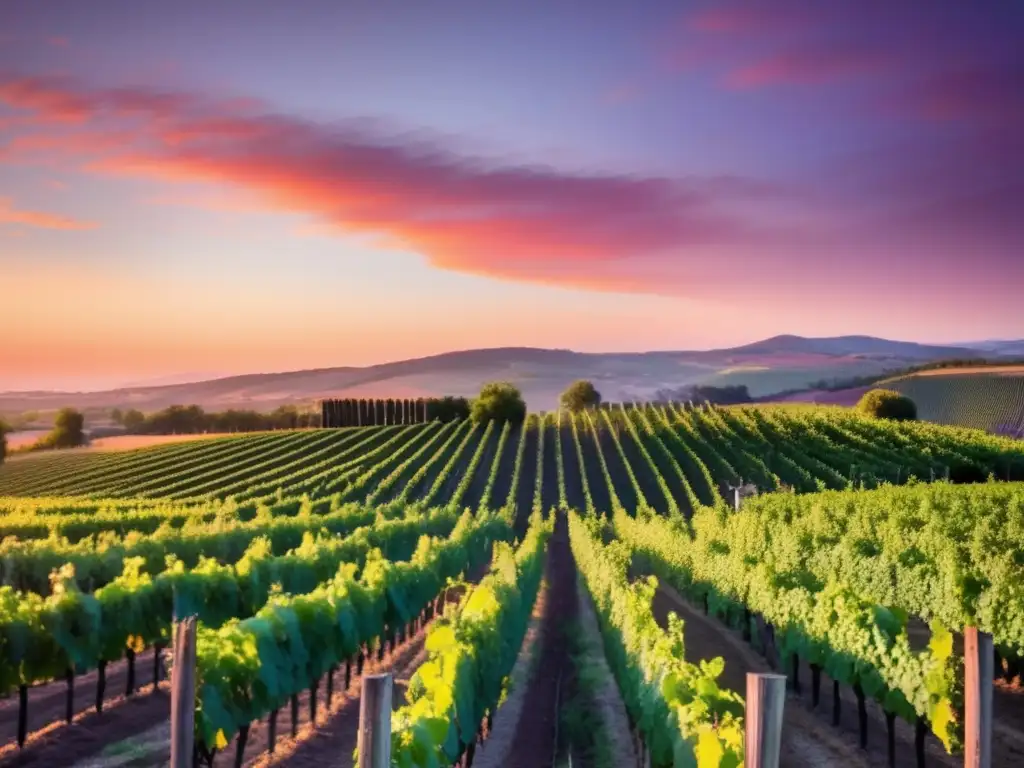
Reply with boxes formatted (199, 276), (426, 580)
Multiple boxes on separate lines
(2, 1), (1022, 390)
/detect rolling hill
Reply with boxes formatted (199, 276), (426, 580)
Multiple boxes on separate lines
(885, 369), (1024, 438)
(774, 365), (1024, 438)
(1, 335), (1015, 417)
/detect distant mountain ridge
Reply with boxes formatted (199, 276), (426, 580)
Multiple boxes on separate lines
(722, 334), (981, 359)
(3, 335), (1020, 415)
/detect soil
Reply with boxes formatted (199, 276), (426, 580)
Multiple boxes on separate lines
(658, 424), (718, 507)
(0, 648), (166, 758)
(633, 424), (695, 518)
(614, 423), (669, 514)
(559, 425), (587, 511)
(483, 425), (520, 512)
(570, 573), (638, 767)
(594, 427), (638, 512)
(460, 425), (502, 511)
(649, 583), (871, 768)
(539, 423), (559, 514)
(241, 622), (435, 767)
(371, 430), (444, 505)
(907, 619), (1024, 757)
(0, 685), (170, 767)
(650, 580), (1024, 768)
(502, 512), (578, 767)
(512, 425), (538, 533)
(575, 422), (612, 515)
(358, 425), (443, 502)
(472, 571), (547, 768)
(432, 426), (484, 506)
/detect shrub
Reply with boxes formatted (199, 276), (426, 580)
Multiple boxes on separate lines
(0, 418), (9, 465)
(470, 382), (527, 425)
(560, 380), (602, 412)
(34, 407), (87, 450)
(856, 389), (917, 421)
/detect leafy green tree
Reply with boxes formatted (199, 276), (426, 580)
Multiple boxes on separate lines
(560, 380), (602, 412)
(110, 407), (124, 425)
(470, 382), (527, 424)
(36, 407), (87, 449)
(122, 409), (146, 432)
(0, 418), (9, 465)
(857, 389), (917, 421)
(270, 405), (300, 429)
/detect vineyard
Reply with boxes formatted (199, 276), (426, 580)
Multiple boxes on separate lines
(0, 403), (1022, 766)
(885, 372), (1024, 438)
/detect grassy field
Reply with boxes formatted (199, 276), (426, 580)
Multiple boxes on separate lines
(1, 404), (1023, 766)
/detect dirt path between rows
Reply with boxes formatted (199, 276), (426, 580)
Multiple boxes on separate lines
(513, 425), (538, 534)
(571, 573), (638, 767)
(905, 620), (1024, 762)
(472, 574), (547, 768)
(650, 583), (869, 768)
(501, 512), (577, 767)
(461, 426), (501, 511)
(559, 424), (587, 512)
(539, 424), (559, 515)
(652, 581), (1024, 768)
(0, 647), (166, 762)
(595, 428), (638, 513)
(0, 685), (169, 767)
(248, 627), (433, 768)
(484, 426), (520, 513)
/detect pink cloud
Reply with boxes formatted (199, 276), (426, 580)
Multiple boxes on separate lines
(0, 196), (96, 230)
(725, 47), (887, 89)
(0, 75), (804, 297)
(0, 77), (94, 122)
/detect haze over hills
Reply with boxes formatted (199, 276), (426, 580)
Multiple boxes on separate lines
(724, 335), (981, 360)
(959, 340), (1024, 356)
(2, 335), (1020, 416)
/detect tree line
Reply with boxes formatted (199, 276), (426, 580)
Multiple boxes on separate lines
(113, 404), (320, 434)
(322, 381), (604, 428)
(321, 396), (471, 427)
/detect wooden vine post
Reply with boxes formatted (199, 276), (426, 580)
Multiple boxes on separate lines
(170, 616), (198, 768)
(357, 673), (392, 768)
(964, 626), (993, 768)
(729, 481), (758, 511)
(745, 673), (786, 768)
